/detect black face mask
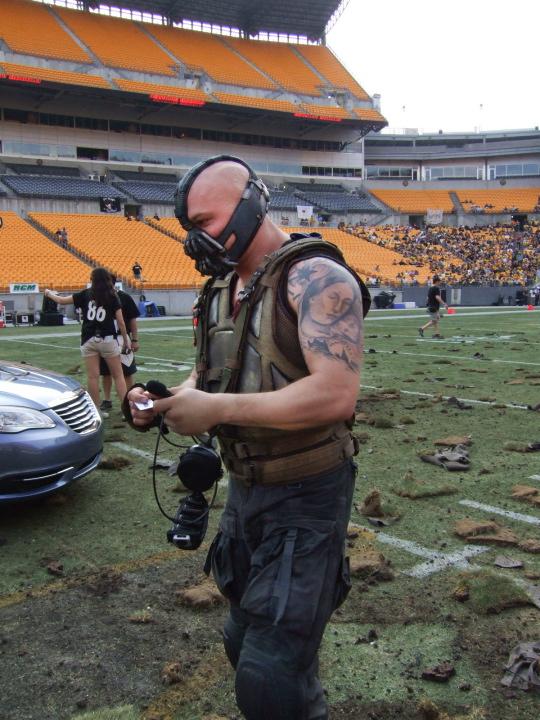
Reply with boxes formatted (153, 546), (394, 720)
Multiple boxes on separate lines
(175, 155), (269, 278)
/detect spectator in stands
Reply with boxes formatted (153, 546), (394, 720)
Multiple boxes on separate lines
(60, 227), (68, 248)
(153, 213), (160, 221)
(132, 261), (143, 281)
(44, 268), (131, 416)
(124, 155), (370, 720)
(418, 274), (448, 339)
(100, 274), (140, 412)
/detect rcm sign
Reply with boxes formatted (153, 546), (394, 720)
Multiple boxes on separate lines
(10, 283), (40, 293)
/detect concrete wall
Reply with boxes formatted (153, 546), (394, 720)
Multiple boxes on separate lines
(3, 285), (532, 327)
(373, 284), (530, 307)
(0, 288), (198, 320)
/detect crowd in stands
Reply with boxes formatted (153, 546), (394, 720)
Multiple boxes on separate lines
(351, 221), (540, 286)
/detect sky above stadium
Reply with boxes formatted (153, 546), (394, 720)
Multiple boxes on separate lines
(327, 0), (540, 134)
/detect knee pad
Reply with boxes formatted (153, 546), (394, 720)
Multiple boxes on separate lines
(236, 647), (305, 720)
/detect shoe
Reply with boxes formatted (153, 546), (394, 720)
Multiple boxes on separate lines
(100, 400), (112, 410)
(99, 410), (109, 420)
(433, 334), (444, 339)
(418, 327), (424, 337)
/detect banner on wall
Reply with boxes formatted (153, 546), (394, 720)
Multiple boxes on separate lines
(10, 283), (39, 293)
(100, 197), (121, 213)
(425, 208), (443, 225)
(296, 205), (313, 220)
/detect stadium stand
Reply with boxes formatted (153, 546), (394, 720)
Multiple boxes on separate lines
(213, 93), (299, 114)
(296, 103), (351, 119)
(291, 183), (345, 193)
(290, 184), (382, 213)
(268, 190), (301, 211)
(354, 225), (463, 283)
(148, 25), (276, 90)
(147, 217), (185, 243)
(114, 171), (178, 183)
(5, 164), (81, 177)
(0, 0), (92, 63)
(0, 61), (111, 90)
(2, 176), (126, 201)
(352, 223), (540, 287)
(369, 189), (455, 214)
(113, 181), (177, 204)
(113, 78), (208, 103)
(353, 108), (387, 122)
(147, 218), (428, 285)
(283, 226), (430, 284)
(456, 188), (540, 213)
(55, 5), (177, 76)
(295, 45), (370, 100)
(29, 213), (202, 290)
(226, 38), (325, 96)
(0, 211), (92, 293)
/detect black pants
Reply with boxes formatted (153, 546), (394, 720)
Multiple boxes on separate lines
(205, 460), (356, 719)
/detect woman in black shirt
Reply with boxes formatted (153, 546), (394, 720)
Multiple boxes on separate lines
(45, 268), (131, 412)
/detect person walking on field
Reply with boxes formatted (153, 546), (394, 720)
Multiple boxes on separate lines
(100, 274), (140, 412)
(124, 155), (371, 720)
(418, 274), (448, 338)
(45, 267), (131, 413)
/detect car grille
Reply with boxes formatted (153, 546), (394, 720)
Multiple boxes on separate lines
(50, 390), (100, 434)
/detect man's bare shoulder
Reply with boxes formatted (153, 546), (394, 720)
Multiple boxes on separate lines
(287, 256), (357, 307)
(287, 256), (364, 373)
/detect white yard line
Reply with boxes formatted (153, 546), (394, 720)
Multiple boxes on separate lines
(358, 526), (490, 577)
(361, 384), (528, 410)
(3, 339), (79, 351)
(2, 325), (192, 341)
(529, 475), (540, 481)
(110, 441), (175, 467)
(459, 499), (540, 525)
(367, 308), (537, 321)
(368, 347), (540, 367)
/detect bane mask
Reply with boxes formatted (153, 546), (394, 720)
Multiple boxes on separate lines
(174, 155), (269, 277)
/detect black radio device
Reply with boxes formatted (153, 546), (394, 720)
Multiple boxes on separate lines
(146, 380), (223, 551)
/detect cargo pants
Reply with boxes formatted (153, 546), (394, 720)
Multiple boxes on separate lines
(204, 459), (356, 720)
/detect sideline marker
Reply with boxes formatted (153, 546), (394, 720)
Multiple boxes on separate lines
(527, 304), (535, 311)
(447, 307), (456, 315)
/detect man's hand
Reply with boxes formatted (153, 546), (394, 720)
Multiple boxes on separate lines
(152, 388), (220, 436)
(127, 386), (159, 428)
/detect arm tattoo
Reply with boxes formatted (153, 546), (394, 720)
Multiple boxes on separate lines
(290, 258), (364, 373)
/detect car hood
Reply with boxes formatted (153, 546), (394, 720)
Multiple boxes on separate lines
(0, 362), (82, 410)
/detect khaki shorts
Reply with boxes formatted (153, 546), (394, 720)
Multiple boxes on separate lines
(81, 335), (121, 358)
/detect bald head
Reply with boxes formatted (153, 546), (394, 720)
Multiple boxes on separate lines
(187, 160), (249, 228)
(178, 155), (271, 276)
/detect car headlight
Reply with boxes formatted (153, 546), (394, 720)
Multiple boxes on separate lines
(0, 406), (56, 433)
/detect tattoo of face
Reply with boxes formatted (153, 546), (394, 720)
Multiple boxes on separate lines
(294, 260), (363, 372)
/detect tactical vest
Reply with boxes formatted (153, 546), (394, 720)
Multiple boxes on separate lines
(193, 234), (371, 486)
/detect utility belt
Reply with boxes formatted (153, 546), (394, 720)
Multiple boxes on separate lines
(219, 426), (359, 487)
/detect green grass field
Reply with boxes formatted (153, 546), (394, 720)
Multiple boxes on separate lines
(1, 307), (539, 720)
